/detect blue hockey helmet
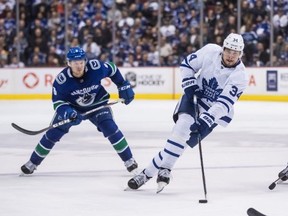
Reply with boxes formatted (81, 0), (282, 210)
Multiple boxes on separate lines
(66, 47), (86, 61)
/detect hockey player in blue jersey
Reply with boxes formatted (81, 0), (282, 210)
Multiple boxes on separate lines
(21, 47), (138, 175)
(127, 33), (248, 192)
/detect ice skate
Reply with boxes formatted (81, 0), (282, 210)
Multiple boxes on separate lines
(156, 168), (171, 193)
(127, 170), (151, 190)
(124, 158), (138, 174)
(20, 161), (37, 175)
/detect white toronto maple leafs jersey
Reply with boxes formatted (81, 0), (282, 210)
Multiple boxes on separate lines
(180, 43), (248, 127)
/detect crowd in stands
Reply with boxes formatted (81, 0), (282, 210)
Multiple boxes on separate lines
(0, 0), (288, 68)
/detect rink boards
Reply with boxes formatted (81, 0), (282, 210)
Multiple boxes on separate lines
(0, 67), (287, 101)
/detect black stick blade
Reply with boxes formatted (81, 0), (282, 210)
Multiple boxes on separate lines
(11, 123), (47, 135)
(268, 182), (276, 190)
(247, 208), (266, 216)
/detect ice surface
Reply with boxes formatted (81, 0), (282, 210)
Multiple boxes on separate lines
(0, 100), (287, 216)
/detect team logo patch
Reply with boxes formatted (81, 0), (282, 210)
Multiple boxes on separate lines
(202, 78), (223, 102)
(76, 93), (96, 106)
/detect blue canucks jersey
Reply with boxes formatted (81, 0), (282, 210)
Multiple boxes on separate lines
(52, 59), (125, 113)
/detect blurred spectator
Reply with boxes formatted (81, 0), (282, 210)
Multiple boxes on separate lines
(94, 21), (112, 50)
(159, 37), (173, 65)
(189, 27), (200, 51)
(123, 53), (139, 67)
(28, 46), (46, 66)
(47, 46), (63, 66)
(255, 42), (270, 66)
(138, 51), (153, 66)
(118, 9), (134, 28)
(5, 55), (25, 68)
(78, 18), (94, 45)
(272, 8), (288, 37)
(70, 37), (80, 48)
(273, 35), (287, 65)
(176, 33), (190, 59)
(225, 14), (237, 33)
(0, 44), (8, 67)
(1, 0), (288, 68)
(82, 34), (101, 58)
(214, 1), (228, 23)
(250, 0), (269, 23)
(254, 14), (270, 49)
(147, 43), (159, 66)
(160, 18), (176, 39)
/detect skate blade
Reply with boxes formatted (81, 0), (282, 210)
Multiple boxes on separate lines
(19, 172), (30, 177)
(156, 182), (167, 193)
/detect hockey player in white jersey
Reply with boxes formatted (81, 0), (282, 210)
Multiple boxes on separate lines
(127, 33), (248, 191)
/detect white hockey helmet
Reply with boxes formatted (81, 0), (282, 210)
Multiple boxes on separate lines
(223, 33), (244, 56)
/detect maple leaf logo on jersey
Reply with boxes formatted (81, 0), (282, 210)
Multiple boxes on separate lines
(202, 78), (223, 102)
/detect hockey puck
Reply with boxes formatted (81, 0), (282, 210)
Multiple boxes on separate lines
(199, 199), (208, 203)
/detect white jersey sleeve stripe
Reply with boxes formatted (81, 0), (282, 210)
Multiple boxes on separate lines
(180, 62), (191, 69)
(181, 57), (197, 72)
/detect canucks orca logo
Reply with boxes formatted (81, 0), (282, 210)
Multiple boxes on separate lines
(202, 78), (223, 102)
(76, 93), (96, 106)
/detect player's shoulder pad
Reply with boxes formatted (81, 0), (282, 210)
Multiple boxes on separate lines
(54, 67), (70, 85)
(201, 43), (222, 54)
(86, 59), (102, 71)
(104, 62), (118, 76)
(194, 43), (222, 61)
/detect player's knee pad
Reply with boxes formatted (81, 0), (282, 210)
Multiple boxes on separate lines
(89, 107), (118, 137)
(171, 113), (194, 144)
(46, 127), (68, 143)
(97, 120), (118, 137)
(89, 107), (113, 126)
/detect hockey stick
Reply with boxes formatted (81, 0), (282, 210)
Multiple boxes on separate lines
(247, 208), (266, 216)
(269, 165), (288, 190)
(11, 99), (124, 136)
(193, 95), (208, 203)
(268, 176), (284, 190)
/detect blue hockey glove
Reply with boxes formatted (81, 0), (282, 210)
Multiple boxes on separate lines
(187, 112), (214, 148)
(118, 81), (135, 105)
(182, 77), (202, 100)
(63, 107), (83, 126)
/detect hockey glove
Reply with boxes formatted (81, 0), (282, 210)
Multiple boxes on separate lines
(182, 77), (202, 100)
(187, 112), (214, 148)
(118, 81), (135, 105)
(63, 107), (83, 126)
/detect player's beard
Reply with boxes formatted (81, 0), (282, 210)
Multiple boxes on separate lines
(222, 57), (238, 67)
